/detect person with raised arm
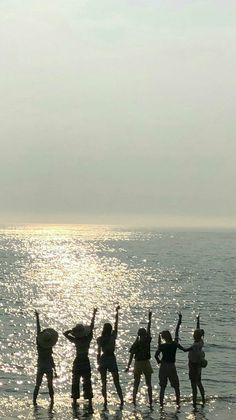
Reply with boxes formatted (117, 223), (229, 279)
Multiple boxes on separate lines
(182, 314), (206, 409)
(97, 305), (124, 409)
(63, 308), (97, 411)
(33, 311), (58, 407)
(155, 312), (183, 409)
(126, 311), (153, 408)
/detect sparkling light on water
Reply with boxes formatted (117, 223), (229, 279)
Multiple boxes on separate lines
(0, 225), (235, 419)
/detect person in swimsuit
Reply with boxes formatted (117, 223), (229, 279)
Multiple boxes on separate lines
(33, 310), (58, 407)
(63, 308), (97, 411)
(126, 311), (153, 408)
(155, 312), (182, 408)
(97, 305), (124, 409)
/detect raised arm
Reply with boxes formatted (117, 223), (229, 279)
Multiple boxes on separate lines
(155, 333), (162, 364)
(63, 329), (76, 343)
(97, 339), (102, 365)
(147, 310), (152, 335)
(174, 312), (182, 342)
(196, 314), (200, 329)
(35, 310), (41, 335)
(90, 308), (97, 331)
(114, 305), (120, 336)
(197, 314), (205, 338)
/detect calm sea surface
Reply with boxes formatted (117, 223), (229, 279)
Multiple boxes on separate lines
(0, 225), (235, 419)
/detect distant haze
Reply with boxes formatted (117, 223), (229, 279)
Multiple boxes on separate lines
(1, 1), (236, 228)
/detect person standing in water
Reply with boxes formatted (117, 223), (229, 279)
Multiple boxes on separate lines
(155, 312), (182, 409)
(33, 310), (58, 407)
(184, 314), (206, 409)
(97, 305), (124, 409)
(125, 311), (153, 408)
(63, 308), (97, 411)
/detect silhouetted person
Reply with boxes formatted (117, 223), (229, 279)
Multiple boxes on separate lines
(155, 313), (182, 408)
(181, 314), (206, 409)
(126, 311), (153, 408)
(33, 310), (58, 407)
(97, 305), (124, 409)
(63, 308), (97, 411)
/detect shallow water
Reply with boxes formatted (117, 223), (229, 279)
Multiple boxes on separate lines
(0, 225), (235, 419)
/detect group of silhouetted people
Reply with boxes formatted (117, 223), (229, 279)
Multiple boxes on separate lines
(33, 307), (207, 412)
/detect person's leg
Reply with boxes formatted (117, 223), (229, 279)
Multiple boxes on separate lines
(111, 371), (124, 405)
(133, 373), (141, 406)
(46, 371), (54, 406)
(100, 370), (108, 408)
(159, 385), (166, 408)
(144, 372), (153, 407)
(191, 380), (198, 408)
(197, 380), (205, 405)
(82, 369), (93, 412)
(169, 365), (180, 407)
(159, 364), (167, 408)
(174, 385), (180, 408)
(33, 371), (44, 405)
(71, 368), (81, 406)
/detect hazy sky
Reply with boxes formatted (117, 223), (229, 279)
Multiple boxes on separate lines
(1, 0), (235, 227)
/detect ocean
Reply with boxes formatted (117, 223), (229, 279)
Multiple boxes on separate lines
(0, 225), (235, 419)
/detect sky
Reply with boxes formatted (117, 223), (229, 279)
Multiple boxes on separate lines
(0, 0), (236, 228)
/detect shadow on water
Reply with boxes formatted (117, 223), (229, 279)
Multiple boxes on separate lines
(99, 408), (123, 420)
(33, 405), (55, 419)
(30, 401), (211, 419)
(179, 406), (209, 420)
(72, 404), (95, 419)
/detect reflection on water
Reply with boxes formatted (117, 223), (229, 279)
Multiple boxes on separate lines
(0, 225), (236, 419)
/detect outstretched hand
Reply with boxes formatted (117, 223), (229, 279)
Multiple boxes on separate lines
(178, 312), (182, 322)
(34, 310), (39, 317)
(116, 305), (120, 312)
(93, 308), (98, 315)
(148, 310), (152, 319)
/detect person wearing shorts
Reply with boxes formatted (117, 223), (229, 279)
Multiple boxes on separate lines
(97, 305), (123, 409)
(63, 308), (97, 411)
(126, 311), (153, 407)
(155, 313), (182, 408)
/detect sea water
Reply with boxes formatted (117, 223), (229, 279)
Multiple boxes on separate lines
(0, 225), (235, 419)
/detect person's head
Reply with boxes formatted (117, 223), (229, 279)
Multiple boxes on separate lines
(161, 330), (173, 343)
(193, 328), (204, 342)
(137, 327), (148, 339)
(102, 322), (112, 337)
(72, 324), (91, 338)
(37, 328), (58, 349)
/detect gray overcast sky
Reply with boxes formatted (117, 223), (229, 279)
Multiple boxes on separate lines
(0, 0), (236, 227)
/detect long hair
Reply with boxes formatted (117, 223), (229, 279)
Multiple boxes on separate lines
(161, 330), (173, 343)
(100, 322), (113, 346)
(102, 323), (112, 337)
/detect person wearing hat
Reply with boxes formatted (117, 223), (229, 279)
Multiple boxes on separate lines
(125, 311), (153, 408)
(63, 308), (97, 410)
(154, 312), (183, 409)
(97, 305), (124, 409)
(33, 310), (58, 407)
